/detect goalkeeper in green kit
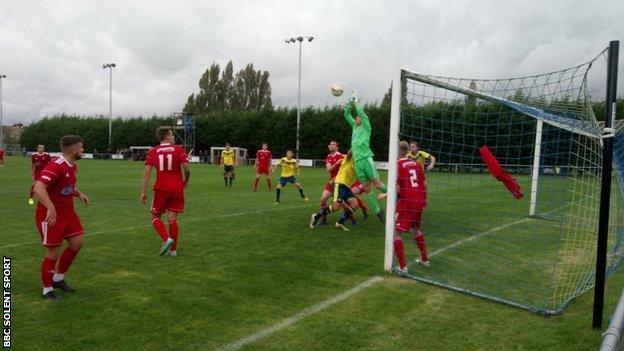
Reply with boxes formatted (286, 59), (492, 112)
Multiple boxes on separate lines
(344, 92), (387, 222)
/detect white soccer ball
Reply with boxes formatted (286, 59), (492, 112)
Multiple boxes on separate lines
(330, 83), (344, 97)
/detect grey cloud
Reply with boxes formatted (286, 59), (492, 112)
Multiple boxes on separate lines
(0, 0), (622, 125)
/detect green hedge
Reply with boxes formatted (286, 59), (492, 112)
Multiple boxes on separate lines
(19, 105), (391, 160)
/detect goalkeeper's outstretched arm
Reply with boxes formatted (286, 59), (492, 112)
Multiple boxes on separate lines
(343, 103), (355, 128)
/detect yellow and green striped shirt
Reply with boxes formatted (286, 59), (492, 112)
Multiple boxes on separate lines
(221, 149), (236, 166)
(407, 150), (430, 166)
(278, 157), (298, 177)
(334, 157), (356, 187)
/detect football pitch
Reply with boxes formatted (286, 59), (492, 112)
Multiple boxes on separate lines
(1, 156), (623, 350)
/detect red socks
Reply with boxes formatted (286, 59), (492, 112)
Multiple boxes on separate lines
(415, 232), (429, 262)
(254, 178), (272, 190)
(169, 220), (179, 251)
(393, 237), (406, 269)
(41, 257), (56, 288)
(356, 196), (368, 213)
(152, 218), (169, 242)
(57, 247), (79, 274)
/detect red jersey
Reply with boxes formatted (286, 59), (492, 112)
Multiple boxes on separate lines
(397, 158), (427, 205)
(325, 152), (344, 180)
(37, 156), (78, 211)
(256, 149), (272, 166)
(145, 143), (189, 192)
(0, 148), (5, 159)
(32, 153), (52, 174)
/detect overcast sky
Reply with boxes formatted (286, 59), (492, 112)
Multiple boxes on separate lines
(0, 0), (623, 125)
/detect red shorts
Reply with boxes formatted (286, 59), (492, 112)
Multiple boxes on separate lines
(151, 190), (185, 214)
(257, 164), (270, 175)
(351, 181), (365, 194)
(36, 206), (84, 247)
(395, 199), (425, 232)
(324, 181), (334, 193)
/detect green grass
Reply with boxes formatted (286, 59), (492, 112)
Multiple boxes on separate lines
(0, 155), (622, 350)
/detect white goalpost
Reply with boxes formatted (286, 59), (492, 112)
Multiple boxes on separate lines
(383, 68), (403, 272)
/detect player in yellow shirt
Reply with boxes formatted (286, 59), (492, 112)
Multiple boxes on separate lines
(407, 141), (436, 171)
(309, 150), (361, 231)
(271, 149), (308, 204)
(220, 143), (236, 188)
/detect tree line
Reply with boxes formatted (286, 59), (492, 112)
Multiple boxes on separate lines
(19, 105), (391, 160)
(21, 96), (623, 162)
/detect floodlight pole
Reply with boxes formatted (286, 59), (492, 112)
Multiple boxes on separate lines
(285, 36), (313, 161)
(593, 40), (619, 330)
(102, 63), (116, 153)
(297, 40), (302, 161)
(0, 75), (5, 150)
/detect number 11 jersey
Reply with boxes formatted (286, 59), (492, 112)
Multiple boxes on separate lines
(145, 143), (189, 192)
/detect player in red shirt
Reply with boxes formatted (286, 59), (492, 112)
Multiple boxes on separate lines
(319, 140), (344, 223)
(318, 140), (369, 225)
(253, 142), (273, 191)
(29, 144), (52, 205)
(33, 135), (90, 301)
(0, 147), (5, 167)
(141, 126), (191, 257)
(392, 141), (429, 275)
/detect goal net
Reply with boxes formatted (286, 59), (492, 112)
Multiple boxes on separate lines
(384, 49), (624, 314)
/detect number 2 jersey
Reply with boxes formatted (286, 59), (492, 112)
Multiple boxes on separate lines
(145, 143), (189, 193)
(397, 157), (427, 207)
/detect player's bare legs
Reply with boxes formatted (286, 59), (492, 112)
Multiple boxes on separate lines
(167, 210), (179, 256)
(349, 184), (369, 222)
(52, 234), (83, 292)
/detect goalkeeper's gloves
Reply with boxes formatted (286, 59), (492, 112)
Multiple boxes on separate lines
(349, 89), (359, 103)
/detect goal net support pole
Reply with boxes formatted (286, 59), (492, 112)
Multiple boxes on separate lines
(593, 39), (619, 330)
(529, 120), (544, 217)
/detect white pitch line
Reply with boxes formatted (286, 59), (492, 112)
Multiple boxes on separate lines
(427, 204), (569, 259)
(429, 217), (531, 258)
(0, 203), (312, 250)
(215, 276), (384, 351)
